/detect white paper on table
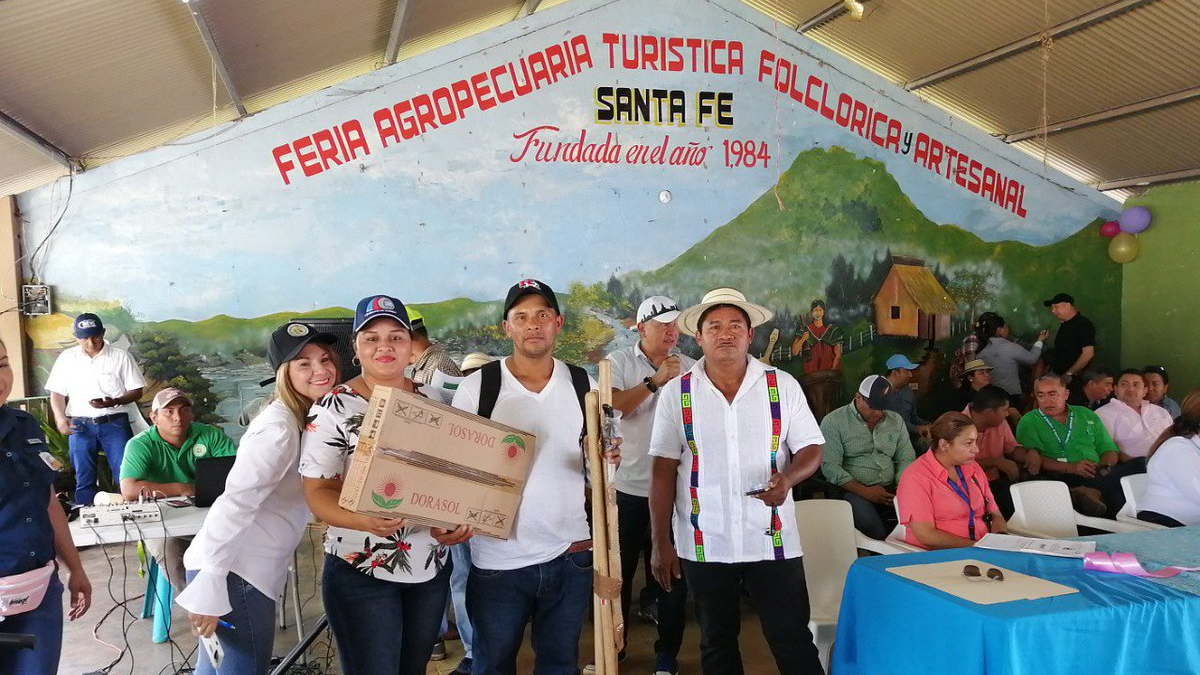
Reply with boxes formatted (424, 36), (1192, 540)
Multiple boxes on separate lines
(888, 559), (1079, 605)
(974, 533), (1096, 558)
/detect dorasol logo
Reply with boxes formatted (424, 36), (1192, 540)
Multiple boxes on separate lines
(518, 279), (541, 290)
(77, 319), (97, 329)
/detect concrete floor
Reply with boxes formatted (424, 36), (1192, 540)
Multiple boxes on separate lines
(61, 528), (789, 675)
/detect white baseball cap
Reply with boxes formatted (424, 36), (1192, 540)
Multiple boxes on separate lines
(637, 296), (682, 324)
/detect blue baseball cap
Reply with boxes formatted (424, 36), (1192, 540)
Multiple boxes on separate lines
(885, 354), (920, 371)
(353, 295), (411, 333)
(73, 313), (105, 338)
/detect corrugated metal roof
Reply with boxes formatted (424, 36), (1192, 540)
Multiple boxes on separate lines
(0, 0), (229, 156)
(893, 263), (959, 315)
(0, 0), (1197, 198)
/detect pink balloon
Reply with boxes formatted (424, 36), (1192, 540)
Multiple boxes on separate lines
(1100, 220), (1121, 237)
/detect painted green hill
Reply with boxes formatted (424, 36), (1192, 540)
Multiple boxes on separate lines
(145, 297), (500, 357)
(628, 146), (1120, 357)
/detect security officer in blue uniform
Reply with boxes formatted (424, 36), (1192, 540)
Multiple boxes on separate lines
(0, 339), (91, 675)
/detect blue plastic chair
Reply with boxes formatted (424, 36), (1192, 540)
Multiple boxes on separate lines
(139, 555), (173, 643)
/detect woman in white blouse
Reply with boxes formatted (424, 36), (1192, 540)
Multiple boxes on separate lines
(1138, 389), (1200, 528)
(176, 322), (340, 675)
(298, 295), (472, 675)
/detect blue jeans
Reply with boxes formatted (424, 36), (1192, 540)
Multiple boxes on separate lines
(842, 490), (895, 540)
(185, 570), (277, 675)
(467, 550), (593, 675)
(322, 554), (451, 675)
(450, 543), (474, 659)
(0, 572), (63, 675)
(69, 416), (132, 505)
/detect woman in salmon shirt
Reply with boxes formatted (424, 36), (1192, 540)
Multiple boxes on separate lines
(896, 412), (1008, 549)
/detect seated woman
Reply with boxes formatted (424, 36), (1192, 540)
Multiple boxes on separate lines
(897, 412), (1008, 549)
(1138, 389), (1200, 527)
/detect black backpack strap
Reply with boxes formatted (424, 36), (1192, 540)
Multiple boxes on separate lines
(566, 364), (591, 421)
(476, 360), (503, 419)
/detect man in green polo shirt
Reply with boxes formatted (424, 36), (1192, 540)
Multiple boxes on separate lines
(820, 375), (916, 539)
(119, 387), (236, 591)
(1016, 374), (1144, 518)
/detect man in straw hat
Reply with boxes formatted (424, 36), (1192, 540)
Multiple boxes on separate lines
(649, 288), (824, 675)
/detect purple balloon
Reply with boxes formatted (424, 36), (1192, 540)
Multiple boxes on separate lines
(1119, 206), (1151, 234)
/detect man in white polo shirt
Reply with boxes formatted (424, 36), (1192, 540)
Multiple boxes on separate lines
(451, 278), (616, 675)
(46, 313), (146, 505)
(609, 295), (696, 675)
(649, 288), (825, 675)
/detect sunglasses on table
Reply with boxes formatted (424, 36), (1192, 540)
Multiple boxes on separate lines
(962, 564), (1005, 581)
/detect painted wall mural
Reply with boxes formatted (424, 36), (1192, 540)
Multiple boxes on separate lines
(17, 0), (1122, 438)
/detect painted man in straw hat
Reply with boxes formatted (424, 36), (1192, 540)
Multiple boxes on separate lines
(648, 288), (825, 675)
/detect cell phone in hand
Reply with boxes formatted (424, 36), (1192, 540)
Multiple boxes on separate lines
(745, 484), (769, 496)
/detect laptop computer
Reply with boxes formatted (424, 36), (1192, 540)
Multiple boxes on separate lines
(194, 455), (238, 508)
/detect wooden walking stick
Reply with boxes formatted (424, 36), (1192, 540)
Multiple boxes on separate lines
(596, 360), (625, 653)
(585, 392), (619, 674)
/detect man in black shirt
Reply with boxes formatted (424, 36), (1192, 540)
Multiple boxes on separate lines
(1043, 292), (1096, 380)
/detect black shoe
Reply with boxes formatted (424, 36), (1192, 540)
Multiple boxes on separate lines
(451, 657), (473, 674)
(637, 598), (659, 625)
(430, 639), (447, 661)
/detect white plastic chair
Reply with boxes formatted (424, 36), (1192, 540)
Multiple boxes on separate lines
(853, 500), (923, 554)
(1007, 481), (1154, 538)
(795, 499), (858, 673)
(1114, 474), (1164, 528)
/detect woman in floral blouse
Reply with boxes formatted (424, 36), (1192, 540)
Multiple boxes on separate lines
(299, 295), (472, 675)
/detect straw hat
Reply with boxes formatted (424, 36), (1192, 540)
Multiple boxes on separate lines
(676, 288), (774, 337)
(962, 359), (994, 375)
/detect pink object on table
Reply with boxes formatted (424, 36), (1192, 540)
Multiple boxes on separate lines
(1083, 552), (1200, 579)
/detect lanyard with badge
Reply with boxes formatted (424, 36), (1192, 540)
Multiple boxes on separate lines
(946, 466), (991, 542)
(1038, 409), (1074, 456)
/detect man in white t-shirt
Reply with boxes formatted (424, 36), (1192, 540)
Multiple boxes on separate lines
(608, 295), (695, 675)
(451, 278), (616, 675)
(46, 313), (146, 505)
(649, 289), (825, 675)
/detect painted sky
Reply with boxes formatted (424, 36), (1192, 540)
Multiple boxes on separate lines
(18, 0), (1118, 322)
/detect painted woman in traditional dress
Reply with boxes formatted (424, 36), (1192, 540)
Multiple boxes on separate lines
(790, 299), (843, 375)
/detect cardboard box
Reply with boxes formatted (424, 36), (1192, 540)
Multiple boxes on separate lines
(338, 386), (535, 539)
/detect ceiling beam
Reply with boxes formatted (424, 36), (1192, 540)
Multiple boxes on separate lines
(384, 0), (415, 66)
(0, 111), (78, 171)
(1003, 85), (1200, 144)
(516, 0), (543, 20)
(905, 0), (1159, 91)
(797, 1), (848, 32)
(186, 0), (247, 116)
(1098, 166), (1200, 191)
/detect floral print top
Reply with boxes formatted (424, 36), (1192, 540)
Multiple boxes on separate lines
(298, 383), (446, 582)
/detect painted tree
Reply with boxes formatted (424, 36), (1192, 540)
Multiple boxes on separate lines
(947, 270), (995, 324)
(130, 331), (223, 424)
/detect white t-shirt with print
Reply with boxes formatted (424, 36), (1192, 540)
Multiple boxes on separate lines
(298, 384), (446, 583)
(451, 358), (596, 571)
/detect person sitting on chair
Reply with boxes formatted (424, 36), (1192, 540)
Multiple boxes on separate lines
(1015, 375), (1144, 518)
(896, 412), (1008, 549)
(965, 386), (1034, 518)
(1138, 388), (1200, 527)
(1070, 368), (1113, 410)
(120, 388), (237, 592)
(1096, 369), (1173, 461)
(1141, 365), (1181, 420)
(819, 375), (915, 540)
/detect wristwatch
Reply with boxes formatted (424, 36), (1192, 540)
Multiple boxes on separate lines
(643, 377), (659, 393)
